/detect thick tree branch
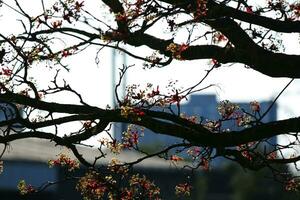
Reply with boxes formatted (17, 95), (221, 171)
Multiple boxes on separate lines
(206, 0), (300, 33)
(66, 120), (109, 143)
(2, 91), (300, 148)
(0, 91), (102, 114)
(122, 31), (300, 78)
(159, 0), (300, 33)
(17, 114), (100, 129)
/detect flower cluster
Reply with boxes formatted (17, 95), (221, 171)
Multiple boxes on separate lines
(61, 47), (76, 58)
(120, 105), (145, 120)
(25, 45), (45, 64)
(212, 32), (227, 44)
(204, 100), (256, 131)
(115, 12), (129, 22)
(239, 150), (252, 161)
(107, 158), (129, 174)
(217, 100), (239, 119)
(129, 174), (161, 199)
(99, 125), (144, 154)
(18, 88), (44, 100)
(51, 20), (62, 28)
(34, 1), (84, 29)
(210, 58), (221, 67)
(170, 155), (184, 162)
(175, 183), (192, 197)
(245, 6), (254, 14)
(200, 157), (210, 171)
(166, 43), (189, 60)
(30, 114), (46, 123)
(54, 0), (84, 22)
(123, 81), (184, 109)
(285, 179), (299, 191)
(267, 0), (288, 11)
(203, 120), (221, 132)
(17, 180), (36, 195)
(143, 52), (162, 69)
(120, 189), (134, 200)
(48, 153), (80, 171)
(0, 160), (3, 174)
(169, 90), (184, 106)
(180, 113), (199, 124)
(122, 124), (143, 149)
(290, 3), (300, 19)
(236, 113), (253, 127)
(187, 147), (209, 171)
(82, 120), (93, 129)
(76, 171), (108, 200)
(116, 0), (145, 21)
(266, 0), (300, 20)
(236, 142), (257, 161)
(101, 139), (123, 154)
(250, 100), (260, 112)
(187, 147), (201, 158)
(77, 167), (161, 199)
(267, 151), (277, 160)
(192, 0), (207, 19)
(0, 67), (12, 76)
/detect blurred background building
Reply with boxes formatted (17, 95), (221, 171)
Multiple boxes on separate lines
(0, 138), (198, 199)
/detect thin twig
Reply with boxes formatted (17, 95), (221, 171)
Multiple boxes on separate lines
(259, 78), (294, 121)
